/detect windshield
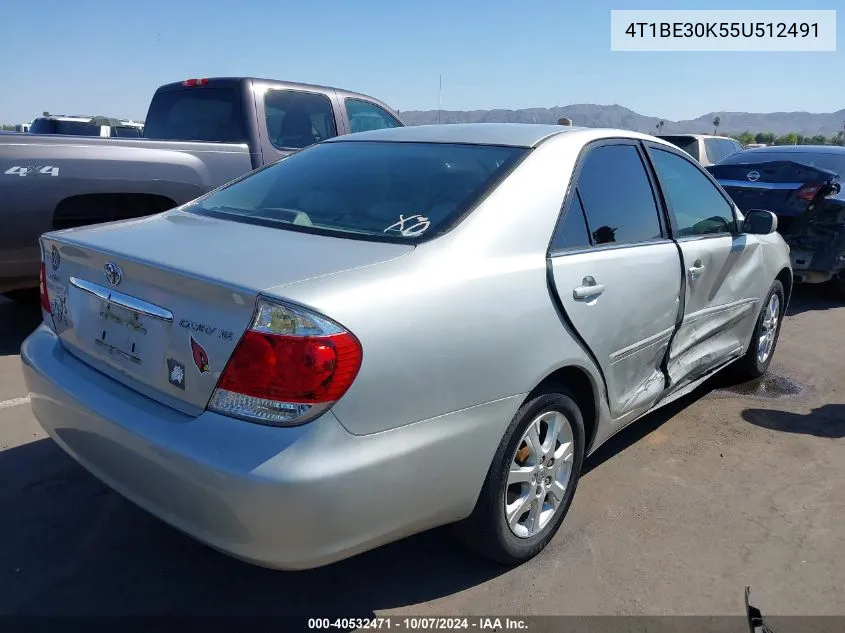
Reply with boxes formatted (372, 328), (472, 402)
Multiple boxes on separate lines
(718, 150), (845, 176)
(185, 140), (527, 242)
(29, 119), (101, 136)
(659, 136), (699, 160)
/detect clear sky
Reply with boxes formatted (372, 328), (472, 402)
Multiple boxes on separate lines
(1, 0), (843, 123)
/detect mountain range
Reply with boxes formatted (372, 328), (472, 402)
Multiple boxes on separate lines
(398, 104), (845, 137)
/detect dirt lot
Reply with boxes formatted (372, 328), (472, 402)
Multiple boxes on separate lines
(0, 287), (843, 617)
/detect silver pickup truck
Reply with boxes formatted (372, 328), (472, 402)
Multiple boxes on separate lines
(0, 76), (404, 298)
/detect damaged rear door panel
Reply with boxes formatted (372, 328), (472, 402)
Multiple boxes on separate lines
(646, 144), (765, 387)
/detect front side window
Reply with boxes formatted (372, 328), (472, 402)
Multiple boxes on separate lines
(345, 98), (403, 133)
(185, 141), (526, 242)
(650, 148), (736, 237)
(575, 144), (663, 246)
(264, 89), (337, 150)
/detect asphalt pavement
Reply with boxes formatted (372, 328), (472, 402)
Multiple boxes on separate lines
(0, 287), (842, 616)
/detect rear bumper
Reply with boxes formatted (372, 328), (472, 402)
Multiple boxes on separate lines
(20, 325), (516, 570)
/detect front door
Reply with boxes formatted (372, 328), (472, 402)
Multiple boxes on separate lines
(646, 144), (762, 386)
(549, 141), (683, 419)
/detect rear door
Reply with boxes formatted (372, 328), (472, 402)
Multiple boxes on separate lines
(645, 143), (762, 387)
(548, 140), (683, 419)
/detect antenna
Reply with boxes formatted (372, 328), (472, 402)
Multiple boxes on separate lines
(438, 74), (442, 124)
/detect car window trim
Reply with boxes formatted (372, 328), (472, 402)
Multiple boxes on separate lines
(344, 97), (403, 129)
(264, 88), (339, 152)
(548, 137), (670, 258)
(643, 140), (740, 239)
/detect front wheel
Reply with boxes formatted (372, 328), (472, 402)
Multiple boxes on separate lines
(733, 280), (784, 380)
(455, 389), (586, 565)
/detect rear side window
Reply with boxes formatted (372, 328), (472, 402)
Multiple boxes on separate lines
(186, 141), (526, 242)
(265, 89), (338, 150)
(345, 98), (403, 133)
(575, 144), (663, 246)
(660, 136), (699, 161)
(650, 148), (736, 236)
(704, 138), (726, 164)
(143, 87), (246, 142)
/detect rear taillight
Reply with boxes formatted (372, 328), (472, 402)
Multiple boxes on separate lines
(209, 299), (362, 426)
(181, 78), (209, 87)
(39, 262), (51, 313)
(797, 183), (822, 201)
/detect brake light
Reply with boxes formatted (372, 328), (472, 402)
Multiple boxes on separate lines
(39, 262), (51, 313)
(797, 183), (822, 201)
(209, 299), (362, 426)
(181, 78), (209, 87)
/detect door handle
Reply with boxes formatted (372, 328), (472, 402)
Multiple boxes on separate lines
(688, 260), (706, 280)
(573, 276), (606, 300)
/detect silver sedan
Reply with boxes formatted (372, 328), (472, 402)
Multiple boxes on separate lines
(21, 124), (791, 569)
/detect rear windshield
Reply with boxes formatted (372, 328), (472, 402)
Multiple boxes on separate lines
(659, 136), (699, 160)
(113, 126), (142, 138)
(718, 151), (845, 176)
(143, 87), (246, 143)
(29, 119), (101, 136)
(185, 141), (527, 242)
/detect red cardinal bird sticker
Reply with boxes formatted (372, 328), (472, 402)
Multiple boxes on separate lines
(190, 336), (210, 374)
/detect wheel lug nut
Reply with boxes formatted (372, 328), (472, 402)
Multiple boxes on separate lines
(545, 477), (552, 485)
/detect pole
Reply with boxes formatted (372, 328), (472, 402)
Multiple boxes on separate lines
(438, 74), (442, 124)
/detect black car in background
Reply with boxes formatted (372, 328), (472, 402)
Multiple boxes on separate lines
(708, 146), (845, 296)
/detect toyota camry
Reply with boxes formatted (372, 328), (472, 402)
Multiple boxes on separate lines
(22, 123), (791, 569)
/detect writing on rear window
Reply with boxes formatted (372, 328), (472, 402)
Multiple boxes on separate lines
(383, 214), (431, 237)
(4, 165), (60, 177)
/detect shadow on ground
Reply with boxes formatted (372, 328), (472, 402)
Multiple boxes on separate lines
(742, 404), (845, 439)
(0, 297), (42, 356)
(785, 283), (843, 316)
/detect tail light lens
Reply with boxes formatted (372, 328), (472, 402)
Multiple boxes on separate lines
(209, 299), (362, 426)
(39, 262), (51, 313)
(797, 183), (822, 201)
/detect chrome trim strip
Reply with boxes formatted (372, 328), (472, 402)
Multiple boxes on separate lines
(69, 277), (173, 322)
(716, 179), (803, 190)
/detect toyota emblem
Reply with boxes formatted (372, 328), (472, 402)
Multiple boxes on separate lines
(103, 262), (123, 286)
(746, 170), (761, 182)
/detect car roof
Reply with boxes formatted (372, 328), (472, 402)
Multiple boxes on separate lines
(659, 134), (729, 140)
(738, 145), (845, 155)
(324, 123), (588, 148)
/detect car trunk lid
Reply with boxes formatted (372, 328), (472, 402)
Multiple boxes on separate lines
(708, 160), (840, 231)
(41, 209), (413, 415)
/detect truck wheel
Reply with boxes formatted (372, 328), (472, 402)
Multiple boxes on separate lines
(733, 280), (784, 380)
(455, 388), (585, 565)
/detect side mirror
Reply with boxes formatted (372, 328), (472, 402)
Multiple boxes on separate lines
(743, 209), (778, 235)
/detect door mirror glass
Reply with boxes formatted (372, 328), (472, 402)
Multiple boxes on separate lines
(743, 209), (778, 234)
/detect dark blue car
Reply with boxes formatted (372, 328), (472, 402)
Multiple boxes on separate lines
(708, 145), (845, 296)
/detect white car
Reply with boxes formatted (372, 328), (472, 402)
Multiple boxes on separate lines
(658, 134), (744, 167)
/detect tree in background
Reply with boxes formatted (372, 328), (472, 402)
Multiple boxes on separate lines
(773, 133), (799, 145)
(712, 116), (721, 135)
(736, 131), (756, 146)
(656, 120), (665, 134)
(755, 132), (776, 145)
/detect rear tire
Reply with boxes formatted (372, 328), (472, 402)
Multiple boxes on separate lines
(733, 280), (784, 380)
(832, 276), (845, 301)
(455, 389), (585, 565)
